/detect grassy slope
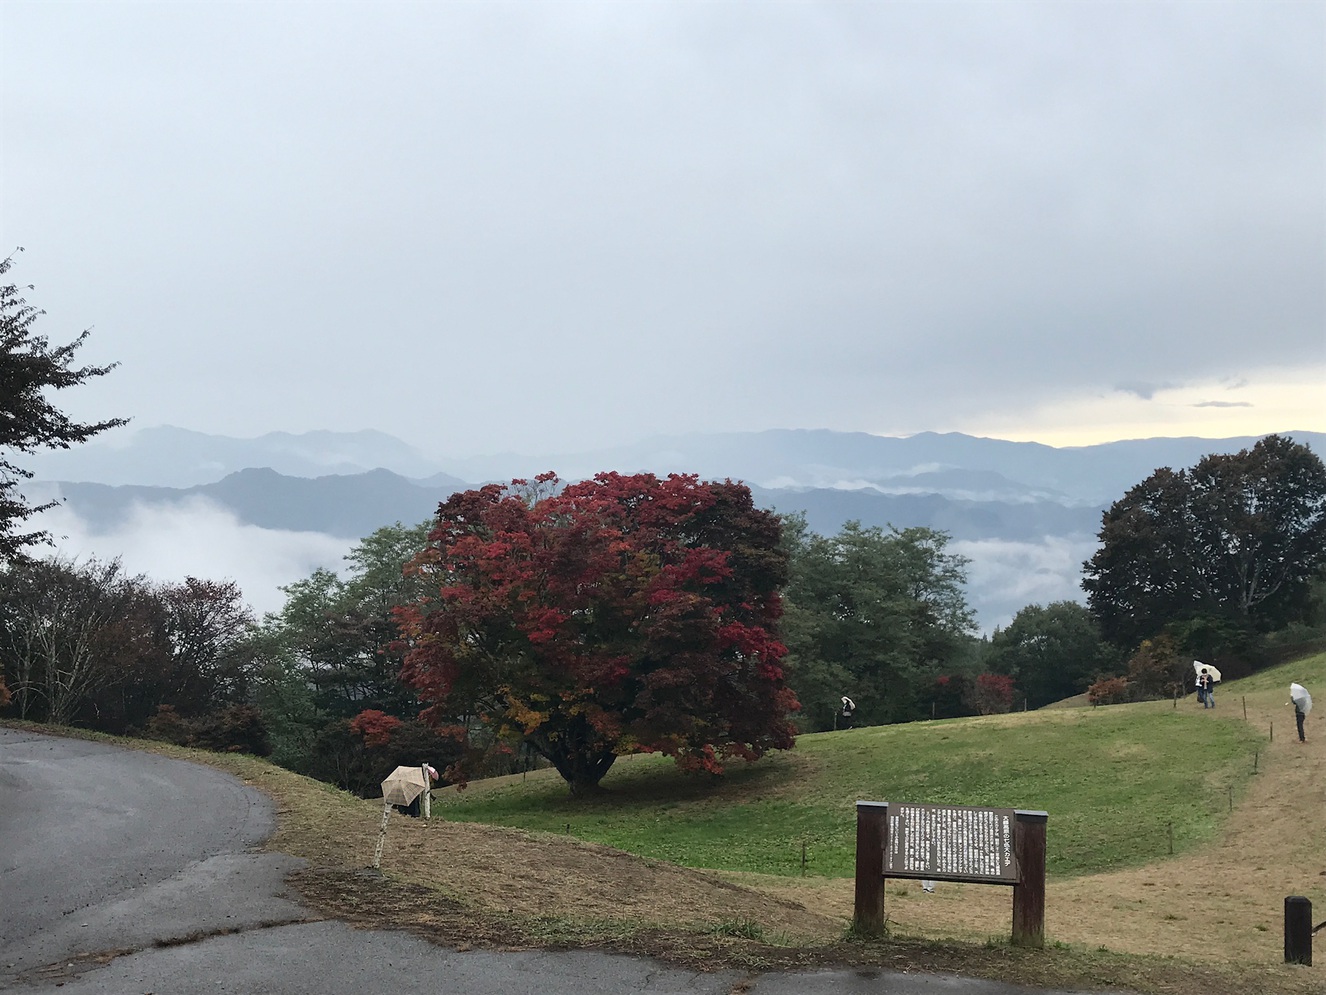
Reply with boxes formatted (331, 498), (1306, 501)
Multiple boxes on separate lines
(435, 686), (1266, 880)
(7, 652), (1322, 994)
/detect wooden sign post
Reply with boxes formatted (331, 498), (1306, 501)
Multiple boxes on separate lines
(853, 800), (1048, 947)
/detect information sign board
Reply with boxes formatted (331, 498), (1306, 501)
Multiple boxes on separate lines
(884, 803), (1019, 883)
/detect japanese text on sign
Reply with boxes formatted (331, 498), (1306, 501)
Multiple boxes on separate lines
(885, 804), (1018, 882)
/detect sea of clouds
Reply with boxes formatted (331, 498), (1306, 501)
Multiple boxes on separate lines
(27, 497), (1097, 633)
(32, 497), (354, 619)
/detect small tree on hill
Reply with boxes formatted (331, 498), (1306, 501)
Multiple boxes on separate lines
(1087, 676), (1129, 706)
(986, 601), (1118, 709)
(396, 472), (799, 795)
(968, 672), (1016, 714)
(1126, 635), (1188, 699)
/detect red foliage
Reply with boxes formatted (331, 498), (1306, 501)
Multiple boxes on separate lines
(349, 709), (404, 748)
(396, 472), (799, 793)
(969, 672), (1016, 715)
(1088, 676), (1130, 706)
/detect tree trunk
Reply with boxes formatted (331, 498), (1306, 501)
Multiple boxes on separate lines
(526, 725), (617, 795)
(559, 752), (616, 796)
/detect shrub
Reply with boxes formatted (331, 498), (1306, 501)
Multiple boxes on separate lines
(1087, 676), (1130, 706)
(1126, 635), (1188, 699)
(968, 673), (1016, 714)
(300, 716), (464, 798)
(189, 705), (272, 756)
(144, 703), (272, 756)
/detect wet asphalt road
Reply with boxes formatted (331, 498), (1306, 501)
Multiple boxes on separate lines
(0, 727), (1118, 994)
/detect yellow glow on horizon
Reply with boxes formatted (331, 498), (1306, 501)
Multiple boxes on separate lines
(956, 365), (1326, 448)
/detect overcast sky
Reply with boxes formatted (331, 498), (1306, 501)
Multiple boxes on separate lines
(3, 1), (1322, 458)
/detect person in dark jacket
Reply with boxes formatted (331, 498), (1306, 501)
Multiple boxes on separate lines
(840, 696), (856, 730)
(1289, 683), (1311, 742)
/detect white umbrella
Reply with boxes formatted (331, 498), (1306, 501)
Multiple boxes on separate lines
(1193, 661), (1222, 683)
(381, 765), (428, 806)
(1290, 683), (1312, 714)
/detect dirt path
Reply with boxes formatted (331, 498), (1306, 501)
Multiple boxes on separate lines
(743, 682), (1326, 983)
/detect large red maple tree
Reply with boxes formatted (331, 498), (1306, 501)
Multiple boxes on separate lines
(396, 472), (799, 795)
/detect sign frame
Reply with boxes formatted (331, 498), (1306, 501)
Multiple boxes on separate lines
(852, 800), (1048, 947)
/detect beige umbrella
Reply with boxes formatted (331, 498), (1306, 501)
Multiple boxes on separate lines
(1193, 661), (1222, 683)
(381, 765), (428, 806)
(373, 765), (431, 870)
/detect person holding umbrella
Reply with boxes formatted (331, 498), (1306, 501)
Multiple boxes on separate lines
(839, 696), (856, 730)
(1194, 662), (1220, 709)
(1289, 683), (1312, 743)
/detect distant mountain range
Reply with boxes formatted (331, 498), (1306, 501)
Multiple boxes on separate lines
(24, 425), (1323, 630)
(23, 426), (446, 487)
(48, 466), (1100, 545)
(25, 424), (1323, 504)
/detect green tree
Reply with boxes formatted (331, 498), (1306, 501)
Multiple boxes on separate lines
(782, 517), (974, 729)
(1126, 634), (1189, 699)
(986, 601), (1118, 709)
(268, 521), (431, 718)
(0, 252), (127, 563)
(252, 521), (436, 779)
(1083, 435), (1326, 650)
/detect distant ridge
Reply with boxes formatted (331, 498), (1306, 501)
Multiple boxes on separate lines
(30, 426), (1323, 631)
(24, 425), (1323, 506)
(48, 468), (1100, 544)
(23, 425), (448, 487)
(436, 428), (1326, 505)
(52, 468), (450, 539)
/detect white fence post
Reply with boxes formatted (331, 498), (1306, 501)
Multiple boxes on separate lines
(372, 800), (392, 869)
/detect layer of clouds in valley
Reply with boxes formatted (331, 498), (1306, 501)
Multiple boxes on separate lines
(30, 490), (1097, 633)
(32, 498), (354, 619)
(952, 535), (1099, 632)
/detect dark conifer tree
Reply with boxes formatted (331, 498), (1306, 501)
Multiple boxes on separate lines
(0, 251), (127, 563)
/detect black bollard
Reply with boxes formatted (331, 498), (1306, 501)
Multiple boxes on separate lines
(1285, 896), (1312, 965)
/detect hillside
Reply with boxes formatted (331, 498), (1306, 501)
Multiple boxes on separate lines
(431, 653), (1326, 979)
(10, 651), (1321, 995)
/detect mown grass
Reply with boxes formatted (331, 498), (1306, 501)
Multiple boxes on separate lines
(9, 654), (1324, 995)
(434, 693), (1265, 880)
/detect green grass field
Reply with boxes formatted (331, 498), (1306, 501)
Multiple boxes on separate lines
(433, 684), (1270, 879)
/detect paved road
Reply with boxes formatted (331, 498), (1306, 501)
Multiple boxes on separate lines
(0, 728), (1114, 994)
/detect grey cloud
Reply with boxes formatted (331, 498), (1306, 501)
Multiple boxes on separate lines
(952, 535), (1098, 632)
(1, 2), (1321, 453)
(33, 498), (352, 617)
(1192, 400), (1254, 409)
